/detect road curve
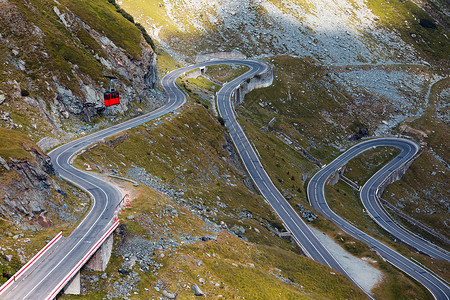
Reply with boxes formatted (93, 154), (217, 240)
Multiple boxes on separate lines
(214, 62), (369, 285)
(308, 137), (450, 299)
(3, 59), (353, 299)
(0, 60), (253, 299)
(3, 59), (447, 300)
(1, 65), (190, 300)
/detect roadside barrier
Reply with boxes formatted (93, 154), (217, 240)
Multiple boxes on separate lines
(46, 220), (119, 300)
(0, 232), (63, 295)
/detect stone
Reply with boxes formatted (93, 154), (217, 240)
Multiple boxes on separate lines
(192, 285), (204, 296)
(201, 235), (216, 241)
(127, 215), (135, 220)
(5, 254), (12, 262)
(0, 156), (10, 171)
(162, 290), (177, 299)
(118, 269), (130, 276)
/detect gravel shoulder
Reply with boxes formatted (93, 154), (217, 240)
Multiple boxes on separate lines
(309, 226), (383, 294)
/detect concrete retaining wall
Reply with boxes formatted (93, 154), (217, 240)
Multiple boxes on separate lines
(377, 152), (422, 196)
(195, 51), (247, 63)
(63, 271), (80, 295)
(233, 67), (274, 108)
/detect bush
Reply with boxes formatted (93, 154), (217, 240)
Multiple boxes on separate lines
(217, 116), (225, 126)
(117, 8), (134, 23)
(419, 19), (437, 29)
(136, 23), (156, 50)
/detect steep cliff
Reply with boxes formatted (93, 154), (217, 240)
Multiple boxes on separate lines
(0, 0), (162, 142)
(0, 128), (92, 284)
(0, 128), (88, 229)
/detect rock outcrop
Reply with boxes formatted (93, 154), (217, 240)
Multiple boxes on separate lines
(0, 0), (162, 139)
(0, 133), (88, 228)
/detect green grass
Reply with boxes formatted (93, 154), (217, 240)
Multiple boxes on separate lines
(63, 0), (143, 59)
(383, 150), (450, 242)
(70, 69), (369, 298)
(0, 128), (35, 163)
(325, 153), (449, 283)
(62, 185), (367, 300)
(0, 128), (91, 284)
(206, 64), (250, 83)
(227, 57), (442, 298)
(0, 0), (153, 141)
(382, 75), (450, 246)
(156, 48), (183, 76)
(75, 103), (289, 240)
(366, 0), (450, 64)
(344, 146), (401, 185)
(241, 56), (359, 162)
(185, 76), (221, 93)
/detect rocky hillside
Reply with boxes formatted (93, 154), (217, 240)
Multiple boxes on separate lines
(70, 103), (369, 299)
(120, 0), (448, 66)
(0, 0), (163, 285)
(0, 128), (90, 284)
(69, 68), (434, 299)
(116, 0), (450, 254)
(0, 0), (161, 143)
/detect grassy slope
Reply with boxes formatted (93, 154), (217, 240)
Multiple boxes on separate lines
(0, 0), (149, 282)
(226, 58), (441, 297)
(72, 101), (366, 298)
(0, 129), (36, 162)
(324, 148), (449, 281)
(366, 0), (450, 65)
(238, 106), (436, 299)
(4, 0), (141, 94)
(62, 185), (366, 300)
(76, 102), (294, 246)
(0, 0), (148, 140)
(206, 64), (251, 83)
(379, 75), (450, 245)
(181, 67), (438, 298)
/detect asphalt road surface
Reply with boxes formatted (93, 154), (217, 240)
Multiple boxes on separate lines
(213, 61), (367, 289)
(2, 59), (448, 299)
(1, 60), (230, 299)
(308, 137), (450, 299)
(4, 59), (338, 299)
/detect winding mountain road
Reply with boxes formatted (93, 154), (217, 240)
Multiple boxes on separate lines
(308, 138), (450, 299)
(1, 59), (448, 299)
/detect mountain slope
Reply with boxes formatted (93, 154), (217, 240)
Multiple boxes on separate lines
(0, 0), (160, 142)
(121, 0), (448, 65)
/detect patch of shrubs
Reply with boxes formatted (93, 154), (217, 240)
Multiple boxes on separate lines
(217, 116), (225, 126)
(107, 0), (155, 50)
(419, 19), (437, 29)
